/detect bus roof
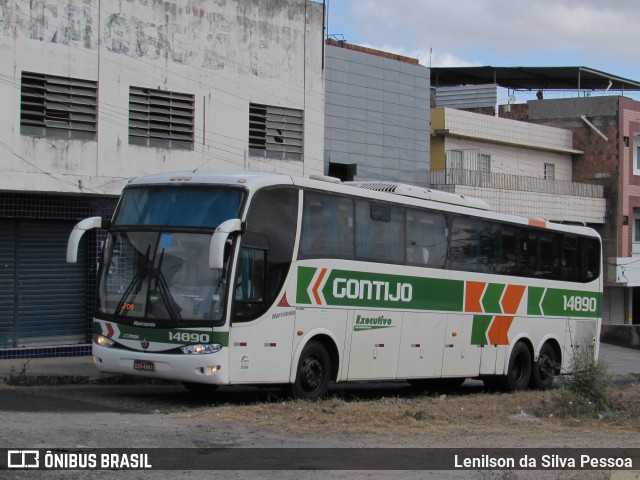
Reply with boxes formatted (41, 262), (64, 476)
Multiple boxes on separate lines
(124, 171), (600, 239)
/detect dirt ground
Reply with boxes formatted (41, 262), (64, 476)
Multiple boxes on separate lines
(181, 381), (640, 449)
(2, 375), (639, 479)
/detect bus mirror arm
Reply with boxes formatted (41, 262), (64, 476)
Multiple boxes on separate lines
(209, 219), (245, 269)
(66, 216), (103, 263)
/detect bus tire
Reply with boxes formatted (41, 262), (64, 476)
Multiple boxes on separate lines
(183, 382), (219, 393)
(504, 341), (532, 391)
(530, 343), (558, 390)
(291, 341), (331, 400)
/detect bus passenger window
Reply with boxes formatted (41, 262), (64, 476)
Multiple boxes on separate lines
(355, 200), (404, 263)
(494, 225), (524, 275)
(562, 236), (579, 281)
(299, 192), (354, 259)
(450, 216), (493, 273)
(406, 209), (447, 268)
(580, 238), (600, 282)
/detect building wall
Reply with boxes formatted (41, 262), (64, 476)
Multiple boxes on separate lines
(0, 0), (325, 196)
(324, 41), (430, 184)
(431, 107), (576, 179)
(619, 98), (640, 258)
(523, 97), (622, 267)
(429, 107), (606, 223)
(0, 0), (325, 354)
(445, 185), (605, 223)
(441, 137), (573, 180)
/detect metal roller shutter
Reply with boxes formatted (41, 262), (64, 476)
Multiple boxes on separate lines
(0, 220), (16, 348)
(0, 220), (88, 348)
(602, 286), (625, 325)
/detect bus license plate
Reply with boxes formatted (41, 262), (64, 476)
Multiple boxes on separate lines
(133, 359), (155, 372)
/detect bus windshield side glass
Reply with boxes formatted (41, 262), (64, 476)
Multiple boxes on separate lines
(112, 187), (243, 227)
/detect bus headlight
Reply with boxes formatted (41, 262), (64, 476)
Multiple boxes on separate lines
(94, 334), (114, 348)
(181, 344), (222, 355)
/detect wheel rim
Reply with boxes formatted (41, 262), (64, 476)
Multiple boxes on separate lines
(538, 352), (555, 381)
(300, 355), (323, 393)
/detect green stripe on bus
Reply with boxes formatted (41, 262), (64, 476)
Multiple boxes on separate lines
(482, 283), (506, 314)
(296, 266), (316, 305)
(528, 287), (545, 316)
(471, 315), (493, 345)
(95, 322), (229, 346)
(297, 266), (464, 311)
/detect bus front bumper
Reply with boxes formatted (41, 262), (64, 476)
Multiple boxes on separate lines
(92, 344), (228, 385)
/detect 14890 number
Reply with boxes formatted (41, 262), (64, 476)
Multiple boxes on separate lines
(562, 295), (597, 313)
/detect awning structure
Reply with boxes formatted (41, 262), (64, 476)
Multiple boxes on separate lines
(430, 66), (640, 92)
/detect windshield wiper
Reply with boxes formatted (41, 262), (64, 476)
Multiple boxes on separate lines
(114, 245), (152, 318)
(150, 249), (182, 321)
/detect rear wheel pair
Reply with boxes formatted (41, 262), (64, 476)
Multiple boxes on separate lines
(485, 341), (558, 392)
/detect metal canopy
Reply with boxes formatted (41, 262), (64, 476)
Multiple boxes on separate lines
(430, 66), (640, 91)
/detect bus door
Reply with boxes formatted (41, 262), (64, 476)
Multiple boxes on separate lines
(228, 234), (295, 384)
(397, 312), (446, 379)
(441, 312), (482, 377)
(346, 309), (402, 380)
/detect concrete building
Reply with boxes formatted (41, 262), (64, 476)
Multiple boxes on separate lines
(324, 40), (430, 184)
(430, 107), (606, 224)
(0, 0), (325, 356)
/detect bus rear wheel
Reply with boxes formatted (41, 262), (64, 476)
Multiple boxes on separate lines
(489, 341), (532, 392)
(530, 343), (559, 390)
(505, 341), (532, 391)
(291, 341), (331, 400)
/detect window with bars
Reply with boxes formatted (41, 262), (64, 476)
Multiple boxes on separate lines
(249, 103), (303, 161)
(478, 154), (491, 174)
(20, 71), (97, 140)
(129, 86), (194, 150)
(544, 163), (555, 180)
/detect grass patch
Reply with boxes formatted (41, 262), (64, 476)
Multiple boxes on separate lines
(535, 347), (614, 419)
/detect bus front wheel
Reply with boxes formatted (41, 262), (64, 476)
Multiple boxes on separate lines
(291, 341), (331, 400)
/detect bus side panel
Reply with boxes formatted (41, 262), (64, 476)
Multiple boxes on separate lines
(563, 318), (599, 374)
(346, 309), (402, 380)
(397, 312), (446, 379)
(228, 314), (295, 384)
(292, 307), (349, 381)
(479, 343), (499, 376)
(441, 313), (482, 377)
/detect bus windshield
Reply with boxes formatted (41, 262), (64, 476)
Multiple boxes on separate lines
(112, 186), (243, 227)
(98, 186), (244, 324)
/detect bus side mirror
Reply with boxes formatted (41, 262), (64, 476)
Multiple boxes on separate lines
(66, 216), (103, 263)
(209, 219), (244, 269)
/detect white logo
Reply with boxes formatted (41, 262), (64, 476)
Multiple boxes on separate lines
(8, 450), (39, 468)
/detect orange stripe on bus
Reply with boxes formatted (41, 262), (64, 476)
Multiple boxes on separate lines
(465, 281), (486, 313)
(501, 284), (526, 315)
(312, 268), (328, 305)
(528, 218), (547, 228)
(487, 316), (514, 345)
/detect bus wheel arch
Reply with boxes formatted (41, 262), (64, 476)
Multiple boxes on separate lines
(530, 340), (561, 390)
(289, 334), (339, 400)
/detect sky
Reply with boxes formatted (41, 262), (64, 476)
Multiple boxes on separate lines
(325, 0), (640, 101)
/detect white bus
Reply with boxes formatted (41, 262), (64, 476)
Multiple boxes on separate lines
(67, 171), (602, 399)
